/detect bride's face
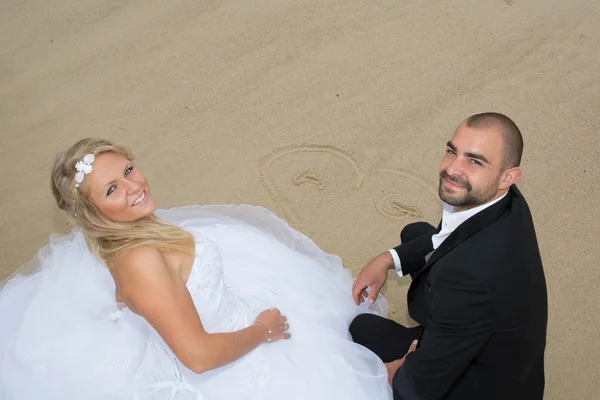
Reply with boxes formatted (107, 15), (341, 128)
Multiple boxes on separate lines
(85, 152), (156, 222)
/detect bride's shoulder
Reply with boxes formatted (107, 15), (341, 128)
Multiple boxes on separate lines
(112, 247), (170, 286)
(112, 246), (185, 310)
(116, 245), (162, 263)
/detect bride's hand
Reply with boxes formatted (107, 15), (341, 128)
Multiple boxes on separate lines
(254, 308), (291, 343)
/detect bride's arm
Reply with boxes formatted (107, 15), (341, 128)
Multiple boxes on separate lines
(113, 246), (288, 374)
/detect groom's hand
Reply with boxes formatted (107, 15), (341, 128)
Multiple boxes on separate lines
(385, 359), (404, 387)
(352, 251), (395, 305)
(384, 340), (418, 387)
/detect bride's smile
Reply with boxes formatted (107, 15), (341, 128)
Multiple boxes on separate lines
(85, 152), (157, 222)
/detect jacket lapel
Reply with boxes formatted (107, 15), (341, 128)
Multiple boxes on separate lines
(415, 187), (514, 277)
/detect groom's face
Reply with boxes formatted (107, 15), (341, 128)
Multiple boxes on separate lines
(438, 123), (505, 211)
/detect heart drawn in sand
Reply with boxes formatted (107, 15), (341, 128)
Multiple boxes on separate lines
(259, 144), (442, 271)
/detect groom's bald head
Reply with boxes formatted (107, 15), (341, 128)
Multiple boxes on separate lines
(463, 112), (523, 170)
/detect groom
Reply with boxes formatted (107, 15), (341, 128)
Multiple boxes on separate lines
(350, 112), (548, 400)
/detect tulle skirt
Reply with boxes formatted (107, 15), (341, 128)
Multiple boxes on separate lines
(0, 205), (391, 399)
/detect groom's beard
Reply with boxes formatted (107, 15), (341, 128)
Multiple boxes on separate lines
(438, 170), (496, 209)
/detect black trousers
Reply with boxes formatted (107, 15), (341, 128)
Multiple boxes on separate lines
(349, 222), (435, 363)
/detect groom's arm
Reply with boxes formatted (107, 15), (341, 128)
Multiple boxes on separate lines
(392, 263), (494, 399)
(389, 233), (434, 277)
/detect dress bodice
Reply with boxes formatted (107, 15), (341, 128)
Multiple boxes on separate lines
(184, 234), (254, 333)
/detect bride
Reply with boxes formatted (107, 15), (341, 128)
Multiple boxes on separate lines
(0, 138), (391, 399)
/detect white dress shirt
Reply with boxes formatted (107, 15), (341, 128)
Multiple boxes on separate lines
(390, 192), (508, 276)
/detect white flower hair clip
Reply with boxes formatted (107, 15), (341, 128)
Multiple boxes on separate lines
(74, 153), (96, 187)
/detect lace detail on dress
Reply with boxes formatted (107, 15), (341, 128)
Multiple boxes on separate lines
(29, 361), (47, 374)
(184, 235), (254, 334)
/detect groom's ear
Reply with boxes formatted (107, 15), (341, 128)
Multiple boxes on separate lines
(499, 167), (522, 190)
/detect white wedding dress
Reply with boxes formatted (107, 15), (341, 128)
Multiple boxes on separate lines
(0, 205), (392, 399)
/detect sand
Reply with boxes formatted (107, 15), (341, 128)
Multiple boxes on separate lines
(1, 0), (599, 398)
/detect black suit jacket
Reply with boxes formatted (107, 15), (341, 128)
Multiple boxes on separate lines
(391, 185), (548, 400)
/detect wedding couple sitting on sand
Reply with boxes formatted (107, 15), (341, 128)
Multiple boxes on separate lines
(0, 112), (547, 400)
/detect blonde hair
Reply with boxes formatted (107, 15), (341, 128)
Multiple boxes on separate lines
(50, 138), (194, 266)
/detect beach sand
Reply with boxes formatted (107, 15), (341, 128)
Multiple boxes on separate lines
(1, 0), (599, 398)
